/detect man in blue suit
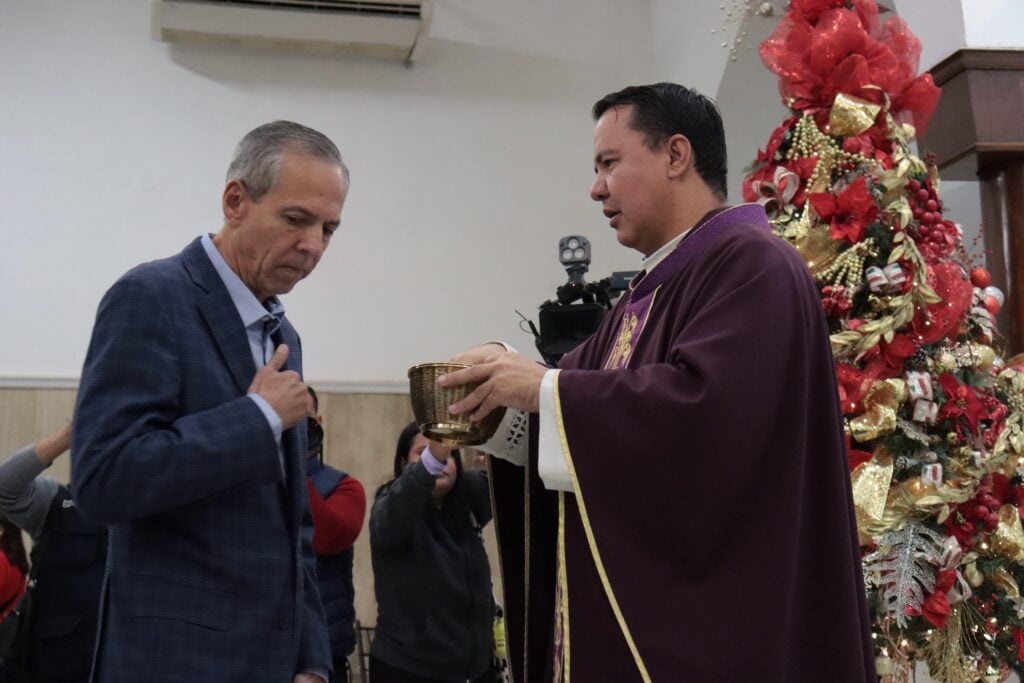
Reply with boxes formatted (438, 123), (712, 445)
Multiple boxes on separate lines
(72, 121), (349, 682)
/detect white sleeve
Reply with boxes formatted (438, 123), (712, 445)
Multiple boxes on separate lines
(536, 369), (574, 492)
(476, 407), (529, 466)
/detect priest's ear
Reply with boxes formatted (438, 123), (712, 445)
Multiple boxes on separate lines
(665, 133), (693, 180)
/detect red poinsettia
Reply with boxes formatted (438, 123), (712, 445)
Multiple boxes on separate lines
(809, 176), (879, 244)
(919, 569), (956, 628)
(860, 332), (915, 371)
(938, 373), (987, 435)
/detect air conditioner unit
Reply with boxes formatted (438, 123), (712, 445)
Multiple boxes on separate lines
(153, 0), (433, 64)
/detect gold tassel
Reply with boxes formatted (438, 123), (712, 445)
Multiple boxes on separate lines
(924, 605), (984, 683)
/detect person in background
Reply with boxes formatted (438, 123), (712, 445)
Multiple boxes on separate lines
(304, 387), (367, 681)
(0, 518), (27, 623)
(0, 423), (106, 683)
(369, 422), (495, 683)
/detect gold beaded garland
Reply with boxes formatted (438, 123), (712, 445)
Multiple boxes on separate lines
(786, 114), (870, 189)
(817, 238), (879, 289)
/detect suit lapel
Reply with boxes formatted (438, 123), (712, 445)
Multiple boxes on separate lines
(183, 238), (305, 533)
(181, 238), (258, 395)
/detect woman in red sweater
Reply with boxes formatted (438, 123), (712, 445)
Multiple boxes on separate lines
(0, 517), (28, 621)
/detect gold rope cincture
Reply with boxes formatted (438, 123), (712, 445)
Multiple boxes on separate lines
(552, 492), (571, 681)
(483, 455), (519, 683)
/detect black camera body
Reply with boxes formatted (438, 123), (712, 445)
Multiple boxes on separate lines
(530, 235), (637, 365)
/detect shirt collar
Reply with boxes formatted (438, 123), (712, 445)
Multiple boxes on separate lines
(641, 227), (691, 274)
(200, 234), (284, 329)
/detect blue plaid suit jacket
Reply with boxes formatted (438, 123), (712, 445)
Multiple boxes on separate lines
(72, 237), (330, 682)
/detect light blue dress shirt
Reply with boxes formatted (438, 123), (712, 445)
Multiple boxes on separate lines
(200, 234), (285, 465)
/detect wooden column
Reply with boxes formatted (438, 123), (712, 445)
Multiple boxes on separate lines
(919, 49), (1024, 354)
(979, 161), (1024, 353)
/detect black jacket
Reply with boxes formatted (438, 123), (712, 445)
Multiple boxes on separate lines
(369, 462), (493, 682)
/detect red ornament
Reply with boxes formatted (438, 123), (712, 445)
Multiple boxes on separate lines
(985, 294), (1002, 315)
(971, 267), (992, 288)
(922, 212), (935, 224)
(926, 199), (938, 212)
(917, 188), (930, 202)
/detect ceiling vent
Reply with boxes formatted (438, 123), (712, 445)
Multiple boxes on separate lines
(153, 0), (433, 64)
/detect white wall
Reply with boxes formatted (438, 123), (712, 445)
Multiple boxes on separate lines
(0, 0), (1012, 386)
(651, 0), (742, 98)
(0, 0), (653, 386)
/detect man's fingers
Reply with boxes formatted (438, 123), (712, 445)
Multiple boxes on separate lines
(471, 396), (498, 422)
(448, 382), (489, 417)
(438, 365), (475, 389)
(438, 361), (496, 389)
(266, 344), (289, 372)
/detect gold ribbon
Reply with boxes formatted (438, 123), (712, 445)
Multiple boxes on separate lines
(829, 93), (882, 137)
(849, 379), (906, 442)
(992, 504), (1024, 562)
(991, 566), (1021, 599)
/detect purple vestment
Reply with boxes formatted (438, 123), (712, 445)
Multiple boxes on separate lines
(491, 205), (875, 682)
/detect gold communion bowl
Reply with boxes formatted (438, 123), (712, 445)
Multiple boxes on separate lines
(407, 362), (506, 446)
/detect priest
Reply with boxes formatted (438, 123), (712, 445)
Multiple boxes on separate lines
(438, 83), (876, 682)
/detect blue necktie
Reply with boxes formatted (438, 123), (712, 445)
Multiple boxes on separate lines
(261, 314), (283, 365)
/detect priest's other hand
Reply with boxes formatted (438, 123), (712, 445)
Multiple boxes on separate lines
(439, 350), (545, 418)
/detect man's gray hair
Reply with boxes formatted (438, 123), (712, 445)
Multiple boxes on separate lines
(226, 120), (350, 202)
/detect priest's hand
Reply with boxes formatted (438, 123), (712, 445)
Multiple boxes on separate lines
(449, 342), (507, 366)
(439, 350), (546, 418)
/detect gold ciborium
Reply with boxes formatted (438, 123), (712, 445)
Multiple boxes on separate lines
(408, 362), (506, 446)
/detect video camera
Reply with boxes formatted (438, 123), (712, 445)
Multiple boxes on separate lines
(526, 235), (638, 366)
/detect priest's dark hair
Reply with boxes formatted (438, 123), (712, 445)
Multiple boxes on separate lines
(592, 82), (728, 200)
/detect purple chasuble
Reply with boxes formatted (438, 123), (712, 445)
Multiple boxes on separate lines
(490, 205), (875, 683)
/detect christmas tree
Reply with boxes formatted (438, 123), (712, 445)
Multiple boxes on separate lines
(743, 1), (1024, 681)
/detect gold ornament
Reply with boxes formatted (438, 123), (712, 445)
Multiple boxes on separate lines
(829, 93), (883, 137)
(974, 344), (996, 369)
(991, 504), (1024, 563)
(792, 225), (840, 276)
